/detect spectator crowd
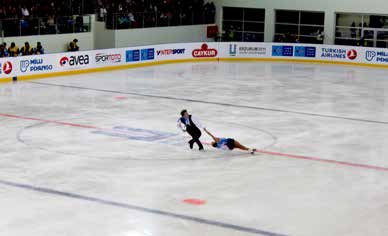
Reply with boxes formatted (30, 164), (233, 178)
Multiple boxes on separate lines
(98, 0), (216, 29)
(0, 0), (93, 36)
(0, 0), (215, 30)
(0, 0), (93, 19)
(0, 1), (215, 54)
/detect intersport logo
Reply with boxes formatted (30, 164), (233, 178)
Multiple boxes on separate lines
(60, 55), (90, 66)
(192, 44), (218, 58)
(157, 49), (185, 56)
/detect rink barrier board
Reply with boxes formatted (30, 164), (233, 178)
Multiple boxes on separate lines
(219, 57), (388, 68)
(10, 58), (388, 84)
(3, 42), (388, 84)
(1, 58), (220, 83)
(3, 57), (388, 84)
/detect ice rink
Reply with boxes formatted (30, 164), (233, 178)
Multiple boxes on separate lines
(1, 61), (388, 236)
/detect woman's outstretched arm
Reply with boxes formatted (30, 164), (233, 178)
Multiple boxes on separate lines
(204, 128), (219, 142)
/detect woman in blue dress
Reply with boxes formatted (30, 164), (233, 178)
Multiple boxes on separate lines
(204, 128), (256, 154)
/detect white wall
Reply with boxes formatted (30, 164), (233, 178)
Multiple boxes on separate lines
(114, 24), (215, 48)
(94, 21), (115, 49)
(212, 0), (388, 44)
(3, 32), (94, 54)
(2, 18), (215, 52)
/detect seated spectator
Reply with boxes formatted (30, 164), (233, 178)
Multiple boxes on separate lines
(98, 6), (107, 21)
(75, 15), (84, 32)
(8, 42), (19, 57)
(0, 44), (8, 57)
(357, 36), (368, 47)
(21, 5), (29, 18)
(47, 15), (56, 34)
(34, 42), (44, 54)
(316, 29), (324, 43)
(350, 22), (357, 38)
(20, 42), (34, 56)
(68, 39), (79, 52)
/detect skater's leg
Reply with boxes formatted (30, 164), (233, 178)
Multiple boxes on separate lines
(195, 138), (204, 150)
(188, 138), (195, 149)
(193, 130), (203, 150)
(233, 140), (250, 151)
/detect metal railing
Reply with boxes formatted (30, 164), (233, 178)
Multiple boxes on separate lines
(103, 11), (215, 30)
(335, 26), (388, 48)
(0, 15), (92, 37)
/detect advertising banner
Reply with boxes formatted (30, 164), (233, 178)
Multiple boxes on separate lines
(1, 42), (388, 80)
(222, 43), (269, 58)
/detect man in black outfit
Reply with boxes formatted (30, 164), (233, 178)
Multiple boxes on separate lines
(177, 110), (204, 150)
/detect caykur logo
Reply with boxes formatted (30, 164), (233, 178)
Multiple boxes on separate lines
(347, 49), (357, 60)
(192, 44), (218, 58)
(60, 57), (69, 66)
(3, 61), (12, 74)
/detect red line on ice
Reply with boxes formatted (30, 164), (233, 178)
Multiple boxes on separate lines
(1, 112), (388, 172)
(0, 113), (98, 129)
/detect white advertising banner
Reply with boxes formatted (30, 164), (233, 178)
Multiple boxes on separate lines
(1, 42), (388, 80)
(219, 42), (270, 58)
(154, 42), (220, 61)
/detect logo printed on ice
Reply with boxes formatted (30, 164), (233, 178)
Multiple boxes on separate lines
(192, 44), (218, 58)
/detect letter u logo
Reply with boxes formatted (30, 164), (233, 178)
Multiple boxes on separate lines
(229, 44), (237, 56)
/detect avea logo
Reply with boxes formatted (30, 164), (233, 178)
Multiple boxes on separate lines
(60, 57), (69, 66)
(3, 61), (12, 74)
(60, 55), (89, 66)
(192, 44), (218, 58)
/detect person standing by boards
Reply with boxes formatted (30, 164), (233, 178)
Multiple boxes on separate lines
(177, 110), (204, 151)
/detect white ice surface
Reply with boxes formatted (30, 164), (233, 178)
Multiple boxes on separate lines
(0, 62), (388, 236)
